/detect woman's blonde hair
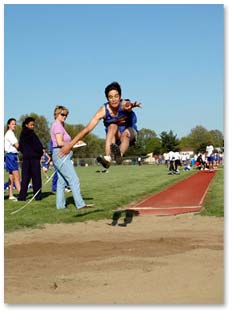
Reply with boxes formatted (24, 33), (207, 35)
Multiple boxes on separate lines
(54, 105), (69, 119)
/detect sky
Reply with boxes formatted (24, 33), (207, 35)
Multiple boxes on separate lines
(4, 2), (224, 139)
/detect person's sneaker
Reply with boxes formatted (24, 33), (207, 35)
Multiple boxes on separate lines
(79, 204), (95, 210)
(96, 155), (111, 169)
(9, 196), (18, 201)
(110, 143), (122, 165)
(64, 187), (71, 193)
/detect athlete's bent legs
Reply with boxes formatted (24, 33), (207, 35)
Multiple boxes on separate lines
(105, 124), (119, 156)
(119, 129), (131, 156)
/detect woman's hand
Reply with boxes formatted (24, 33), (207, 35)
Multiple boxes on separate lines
(58, 144), (72, 157)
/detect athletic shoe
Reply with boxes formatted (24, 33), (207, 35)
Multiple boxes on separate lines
(64, 188), (71, 193)
(96, 155), (111, 169)
(9, 196), (18, 201)
(78, 204), (95, 210)
(110, 143), (122, 165)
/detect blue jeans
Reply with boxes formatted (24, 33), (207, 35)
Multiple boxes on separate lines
(52, 171), (58, 192)
(52, 149), (85, 209)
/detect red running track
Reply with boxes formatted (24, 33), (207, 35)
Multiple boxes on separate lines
(129, 171), (216, 216)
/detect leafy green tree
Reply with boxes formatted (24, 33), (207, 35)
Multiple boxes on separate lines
(209, 129), (224, 148)
(179, 136), (192, 150)
(137, 128), (157, 153)
(126, 128), (158, 156)
(178, 126), (224, 153)
(187, 125), (213, 153)
(146, 138), (162, 155)
(66, 123), (105, 158)
(160, 130), (180, 153)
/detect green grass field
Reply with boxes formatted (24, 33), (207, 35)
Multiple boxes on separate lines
(4, 165), (224, 232)
(200, 168), (224, 216)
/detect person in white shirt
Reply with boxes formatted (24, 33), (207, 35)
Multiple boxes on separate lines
(174, 151), (181, 173)
(4, 118), (21, 201)
(164, 152), (169, 168)
(206, 143), (214, 171)
(168, 150), (176, 174)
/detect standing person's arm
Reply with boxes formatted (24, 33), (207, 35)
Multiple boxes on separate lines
(32, 132), (44, 157)
(11, 133), (19, 150)
(45, 152), (51, 164)
(59, 106), (106, 156)
(14, 142), (19, 149)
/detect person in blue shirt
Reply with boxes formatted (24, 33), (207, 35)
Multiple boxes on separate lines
(58, 82), (141, 168)
(40, 148), (51, 179)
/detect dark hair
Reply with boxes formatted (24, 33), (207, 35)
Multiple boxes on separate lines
(7, 118), (16, 129)
(105, 82), (121, 99)
(22, 117), (35, 128)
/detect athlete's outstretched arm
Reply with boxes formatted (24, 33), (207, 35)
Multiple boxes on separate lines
(122, 100), (142, 112)
(58, 106), (105, 156)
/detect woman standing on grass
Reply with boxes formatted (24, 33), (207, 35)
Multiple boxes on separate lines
(18, 117), (43, 201)
(50, 105), (93, 210)
(4, 118), (21, 201)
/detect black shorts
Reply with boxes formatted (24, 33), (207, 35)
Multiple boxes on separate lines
(127, 128), (137, 145)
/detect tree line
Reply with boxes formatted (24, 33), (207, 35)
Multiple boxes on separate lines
(6, 113), (224, 158)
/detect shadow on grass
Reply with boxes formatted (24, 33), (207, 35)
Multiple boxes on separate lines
(4, 191), (52, 200)
(73, 208), (105, 218)
(66, 196), (94, 206)
(42, 192), (55, 198)
(4, 191), (94, 201)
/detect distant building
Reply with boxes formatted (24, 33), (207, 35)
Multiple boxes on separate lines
(180, 148), (194, 156)
(144, 153), (155, 164)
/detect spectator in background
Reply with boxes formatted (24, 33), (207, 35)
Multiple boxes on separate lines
(168, 150), (175, 175)
(214, 151), (219, 168)
(219, 152), (224, 165)
(154, 154), (159, 165)
(18, 117), (43, 201)
(174, 151), (181, 173)
(4, 118), (21, 201)
(206, 143), (214, 171)
(164, 152), (169, 168)
(195, 153), (206, 170)
(40, 148), (51, 179)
